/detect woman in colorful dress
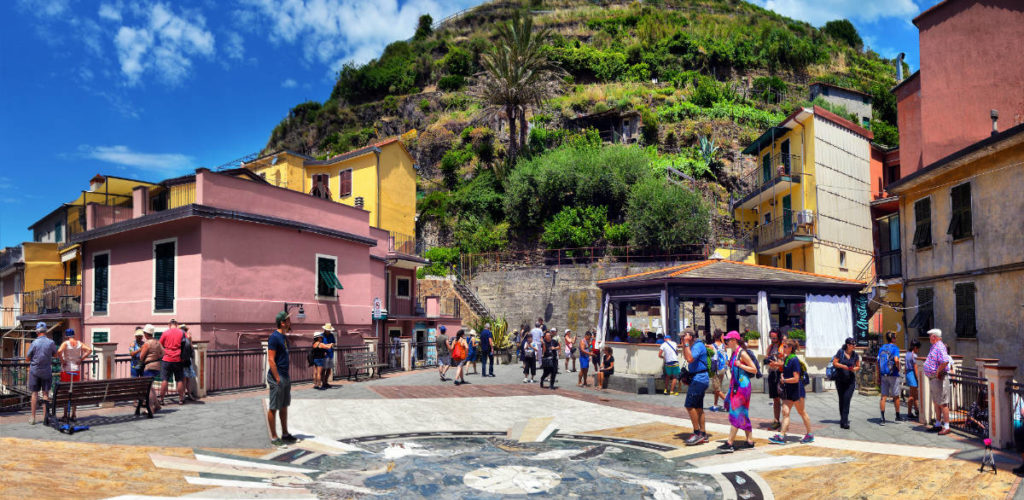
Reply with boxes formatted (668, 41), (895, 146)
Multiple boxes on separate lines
(719, 331), (756, 452)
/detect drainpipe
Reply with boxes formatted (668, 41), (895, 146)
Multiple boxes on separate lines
(895, 52), (905, 82)
(374, 149), (382, 229)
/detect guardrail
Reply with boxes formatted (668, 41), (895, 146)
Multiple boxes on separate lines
(460, 245), (708, 281)
(736, 153), (803, 200)
(949, 372), (989, 438)
(19, 281), (82, 316)
(207, 348), (267, 392)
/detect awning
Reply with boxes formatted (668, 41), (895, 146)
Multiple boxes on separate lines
(319, 271), (343, 290)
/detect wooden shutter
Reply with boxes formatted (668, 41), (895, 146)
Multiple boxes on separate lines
(94, 253), (108, 313)
(154, 242), (175, 311)
(954, 283), (976, 338)
(913, 198), (931, 247)
(916, 287), (933, 333)
(947, 183), (972, 239)
(340, 170), (352, 197)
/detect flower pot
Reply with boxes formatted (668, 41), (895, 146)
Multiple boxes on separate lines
(746, 339), (759, 349)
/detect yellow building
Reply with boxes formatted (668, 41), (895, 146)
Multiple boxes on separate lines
(1, 243), (63, 356)
(243, 138), (418, 245)
(732, 106), (876, 281)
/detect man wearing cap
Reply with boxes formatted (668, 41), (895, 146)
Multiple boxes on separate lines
(321, 323), (337, 388)
(681, 328), (711, 445)
(436, 325), (451, 382)
(479, 323), (494, 377)
(26, 322), (57, 425)
(267, 311), (296, 445)
(922, 328), (952, 435)
(158, 319), (188, 405)
(57, 328), (91, 421)
(128, 327), (145, 377)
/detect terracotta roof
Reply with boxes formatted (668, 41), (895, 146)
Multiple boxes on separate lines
(597, 259), (866, 288)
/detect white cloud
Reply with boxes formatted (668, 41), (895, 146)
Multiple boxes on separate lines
(16, 0), (70, 18)
(113, 3), (216, 86)
(281, 78), (298, 88)
(98, 3), (122, 22)
(224, 32), (245, 60)
(81, 145), (193, 173)
(239, 0), (476, 73)
(750, 0), (919, 26)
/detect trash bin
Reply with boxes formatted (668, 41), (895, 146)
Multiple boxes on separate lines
(812, 375), (824, 393)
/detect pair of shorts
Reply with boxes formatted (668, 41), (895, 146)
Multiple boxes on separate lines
(453, 358), (467, 367)
(664, 362), (681, 377)
(161, 360), (184, 383)
(768, 371), (782, 399)
(880, 375), (902, 397)
(930, 376), (951, 406)
(183, 364), (196, 379)
(601, 369), (614, 377)
(28, 372), (52, 392)
(580, 356), (590, 369)
(783, 384), (805, 402)
(1014, 424), (1024, 453)
(312, 358), (326, 367)
(267, 373), (291, 410)
(143, 369), (160, 379)
(60, 371), (82, 383)
(711, 372), (726, 393)
(685, 379), (708, 409)
(438, 354), (451, 367)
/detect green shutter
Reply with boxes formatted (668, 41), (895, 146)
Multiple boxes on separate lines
(913, 199), (931, 247)
(916, 288), (934, 333)
(318, 257), (340, 296)
(954, 283), (976, 338)
(948, 184), (972, 239)
(154, 242), (175, 311)
(94, 253), (108, 313)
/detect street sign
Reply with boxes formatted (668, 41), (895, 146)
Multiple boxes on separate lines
(372, 298), (387, 320)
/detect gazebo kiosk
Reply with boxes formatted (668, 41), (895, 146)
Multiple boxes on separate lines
(595, 259), (866, 389)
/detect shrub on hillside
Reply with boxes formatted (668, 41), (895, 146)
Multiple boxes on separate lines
(455, 217), (509, 253)
(440, 146), (474, 189)
(541, 205), (608, 249)
(443, 46), (473, 76)
(640, 107), (659, 145)
(821, 19), (862, 50)
(418, 246), (459, 278)
(870, 120), (899, 147)
(604, 221), (631, 247)
(626, 177), (709, 253)
(417, 125), (456, 169)
(689, 75), (731, 107)
(438, 75), (466, 91)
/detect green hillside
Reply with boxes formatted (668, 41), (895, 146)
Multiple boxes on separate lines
(262, 0), (903, 267)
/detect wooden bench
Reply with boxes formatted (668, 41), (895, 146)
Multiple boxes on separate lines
(343, 350), (386, 381)
(44, 376), (155, 431)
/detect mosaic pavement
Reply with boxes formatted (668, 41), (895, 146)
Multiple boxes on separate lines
(2, 368), (1023, 499)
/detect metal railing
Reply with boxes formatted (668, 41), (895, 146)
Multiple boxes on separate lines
(19, 280), (82, 316)
(737, 153), (803, 201)
(288, 347), (315, 383)
(388, 231), (418, 256)
(753, 210), (814, 252)
(948, 372), (989, 438)
(876, 249), (901, 279)
(459, 245), (709, 281)
(207, 348), (267, 392)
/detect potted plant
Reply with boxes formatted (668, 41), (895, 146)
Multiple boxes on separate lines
(743, 330), (760, 348)
(788, 328), (806, 347)
(627, 328), (643, 343)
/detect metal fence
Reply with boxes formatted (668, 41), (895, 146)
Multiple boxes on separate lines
(288, 347), (315, 383)
(0, 358), (30, 409)
(948, 372), (988, 438)
(1009, 381), (1023, 449)
(460, 245), (708, 280)
(207, 348), (267, 392)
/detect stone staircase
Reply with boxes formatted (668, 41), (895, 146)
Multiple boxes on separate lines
(453, 279), (491, 319)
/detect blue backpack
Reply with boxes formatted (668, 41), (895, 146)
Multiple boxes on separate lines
(878, 344), (900, 377)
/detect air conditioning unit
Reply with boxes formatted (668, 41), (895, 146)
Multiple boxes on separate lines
(796, 210), (815, 227)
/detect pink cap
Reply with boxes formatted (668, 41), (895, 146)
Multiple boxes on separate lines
(724, 331), (743, 342)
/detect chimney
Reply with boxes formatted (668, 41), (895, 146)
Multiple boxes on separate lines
(991, 109), (999, 136)
(895, 52), (905, 81)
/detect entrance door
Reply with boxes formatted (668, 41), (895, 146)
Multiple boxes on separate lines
(782, 195), (792, 235)
(762, 154), (771, 183)
(780, 139), (791, 174)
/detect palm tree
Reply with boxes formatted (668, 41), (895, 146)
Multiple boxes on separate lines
(473, 15), (561, 159)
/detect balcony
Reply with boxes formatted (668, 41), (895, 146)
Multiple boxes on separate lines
(754, 209), (815, 254)
(734, 153), (803, 210)
(875, 249), (902, 279)
(387, 295), (460, 319)
(18, 279), (82, 318)
(388, 231), (418, 256)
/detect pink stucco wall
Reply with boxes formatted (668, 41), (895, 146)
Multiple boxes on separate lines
(913, 0), (1024, 165)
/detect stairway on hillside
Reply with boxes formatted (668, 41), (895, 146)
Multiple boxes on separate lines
(454, 280), (491, 319)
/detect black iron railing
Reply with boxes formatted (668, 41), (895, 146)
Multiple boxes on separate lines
(19, 279), (82, 316)
(288, 347), (315, 383)
(876, 249), (901, 279)
(948, 372), (988, 438)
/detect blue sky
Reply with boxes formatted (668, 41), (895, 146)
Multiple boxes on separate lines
(0, 0), (940, 247)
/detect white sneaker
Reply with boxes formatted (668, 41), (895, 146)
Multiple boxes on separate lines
(530, 379), (536, 383)
(523, 378), (529, 383)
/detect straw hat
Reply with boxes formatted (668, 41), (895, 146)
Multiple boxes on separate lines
(322, 323), (336, 331)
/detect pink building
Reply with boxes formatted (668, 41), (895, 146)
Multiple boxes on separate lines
(71, 168), (455, 352)
(895, 0), (1024, 174)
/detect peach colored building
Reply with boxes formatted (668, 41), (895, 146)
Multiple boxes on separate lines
(69, 168), (455, 353)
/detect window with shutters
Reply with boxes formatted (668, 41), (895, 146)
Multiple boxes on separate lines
(909, 287), (934, 334)
(93, 252), (109, 314)
(912, 198), (932, 248)
(954, 282), (977, 338)
(947, 183), (972, 240)
(316, 254), (342, 298)
(339, 169), (352, 197)
(153, 240), (176, 313)
(310, 173), (332, 200)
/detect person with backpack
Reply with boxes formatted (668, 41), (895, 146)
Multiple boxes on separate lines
(521, 332), (537, 383)
(451, 329), (469, 385)
(905, 340), (921, 422)
(831, 337), (861, 429)
(180, 325), (198, 401)
(709, 331), (730, 411)
(466, 329), (479, 375)
(765, 329), (786, 430)
(540, 330), (560, 389)
(769, 339), (814, 444)
(310, 331), (330, 390)
(718, 331), (758, 452)
(681, 329), (711, 446)
(876, 331), (904, 425)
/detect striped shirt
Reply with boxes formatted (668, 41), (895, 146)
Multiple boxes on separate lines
(922, 340), (948, 378)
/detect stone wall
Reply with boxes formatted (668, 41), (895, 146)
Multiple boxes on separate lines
(466, 261), (685, 332)
(417, 276), (480, 325)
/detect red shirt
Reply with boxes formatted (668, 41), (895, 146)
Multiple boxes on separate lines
(159, 328), (184, 362)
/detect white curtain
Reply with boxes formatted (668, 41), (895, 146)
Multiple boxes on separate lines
(805, 294), (852, 358)
(659, 289), (668, 336)
(596, 293), (610, 348)
(757, 291), (771, 356)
